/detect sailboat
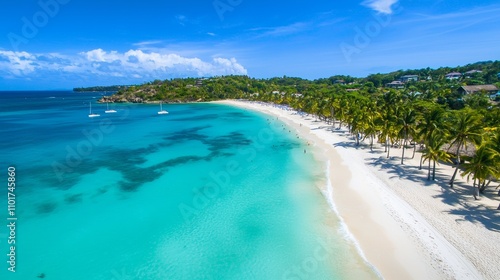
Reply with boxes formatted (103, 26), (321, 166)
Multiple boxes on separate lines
(105, 102), (117, 113)
(88, 102), (100, 118)
(158, 102), (168, 115)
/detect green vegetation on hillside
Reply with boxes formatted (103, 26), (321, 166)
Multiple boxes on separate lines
(73, 85), (129, 92)
(100, 60), (500, 107)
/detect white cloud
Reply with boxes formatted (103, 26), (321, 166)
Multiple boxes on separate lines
(213, 58), (247, 75)
(0, 49), (248, 80)
(251, 22), (309, 38)
(362, 0), (399, 14)
(132, 40), (165, 47)
(0, 51), (37, 75)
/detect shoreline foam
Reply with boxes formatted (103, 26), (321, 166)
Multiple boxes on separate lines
(323, 159), (384, 279)
(217, 100), (499, 280)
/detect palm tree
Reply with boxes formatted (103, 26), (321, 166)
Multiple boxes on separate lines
(461, 145), (499, 199)
(377, 111), (398, 158)
(417, 107), (447, 169)
(363, 107), (380, 151)
(328, 95), (339, 127)
(336, 95), (350, 129)
(350, 96), (370, 146)
(379, 91), (402, 158)
(448, 110), (483, 188)
(481, 129), (500, 194)
(487, 129), (500, 157)
(398, 107), (417, 164)
(317, 98), (330, 122)
(350, 107), (363, 146)
(303, 96), (317, 117)
(422, 132), (451, 181)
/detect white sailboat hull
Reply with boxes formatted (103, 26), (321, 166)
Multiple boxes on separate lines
(158, 102), (168, 115)
(88, 102), (100, 117)
(105, 102), (116, 113)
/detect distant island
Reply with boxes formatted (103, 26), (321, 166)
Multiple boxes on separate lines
(73, 85), (130, 92)
(95, 60), (500, 107)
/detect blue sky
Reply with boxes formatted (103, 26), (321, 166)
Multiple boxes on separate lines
(0, 0), (499, 90)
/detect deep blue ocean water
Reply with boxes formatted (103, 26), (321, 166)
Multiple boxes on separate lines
(0, 91), (378, 279)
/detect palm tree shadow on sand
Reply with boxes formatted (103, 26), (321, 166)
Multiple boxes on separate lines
(446, 204), (500, 233)
(367, 155), (431, 184)
(365, 155), (500, 232)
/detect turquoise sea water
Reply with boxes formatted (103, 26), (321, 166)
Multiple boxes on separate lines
(0, 91), (378, 279)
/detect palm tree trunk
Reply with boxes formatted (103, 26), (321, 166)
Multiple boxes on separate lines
(401, 137), (407, 164)
(386, 136), (391, 158)
(370, 135), (373, 151)
(479, 181), (487, 193)
(427, 159), (431, 180)
(419, 153), (423, 170)
(411, 142), (416, 159)
(450, 144), (462, 188)
(432, 160), (436, 181)
(473, 178), (479, 200)
(485, 179), (492, 188)
(331, 107), (335, 127)
(450, 164), (460, 188)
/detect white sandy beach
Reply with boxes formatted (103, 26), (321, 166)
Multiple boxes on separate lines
(218, 100), (500, 280)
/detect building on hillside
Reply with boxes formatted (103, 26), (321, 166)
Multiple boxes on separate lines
(458, 85), (498, 95)
(385, 81), (405, 89)
(195, 79), (204, 87)
(333, 79), (346, 85)
(400, 75), (419, 83)
(445, 72), (462, 80)
(464, 70), (482, 78)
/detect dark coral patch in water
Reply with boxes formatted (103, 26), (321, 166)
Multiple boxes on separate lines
(206, 132), (252, 152)
(64, 193), (83, 204)
(171, 114), (219, 122)
(156, 155), (205, 169)
(37, 202), (57, 214)
(163, 126), (211, 143)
